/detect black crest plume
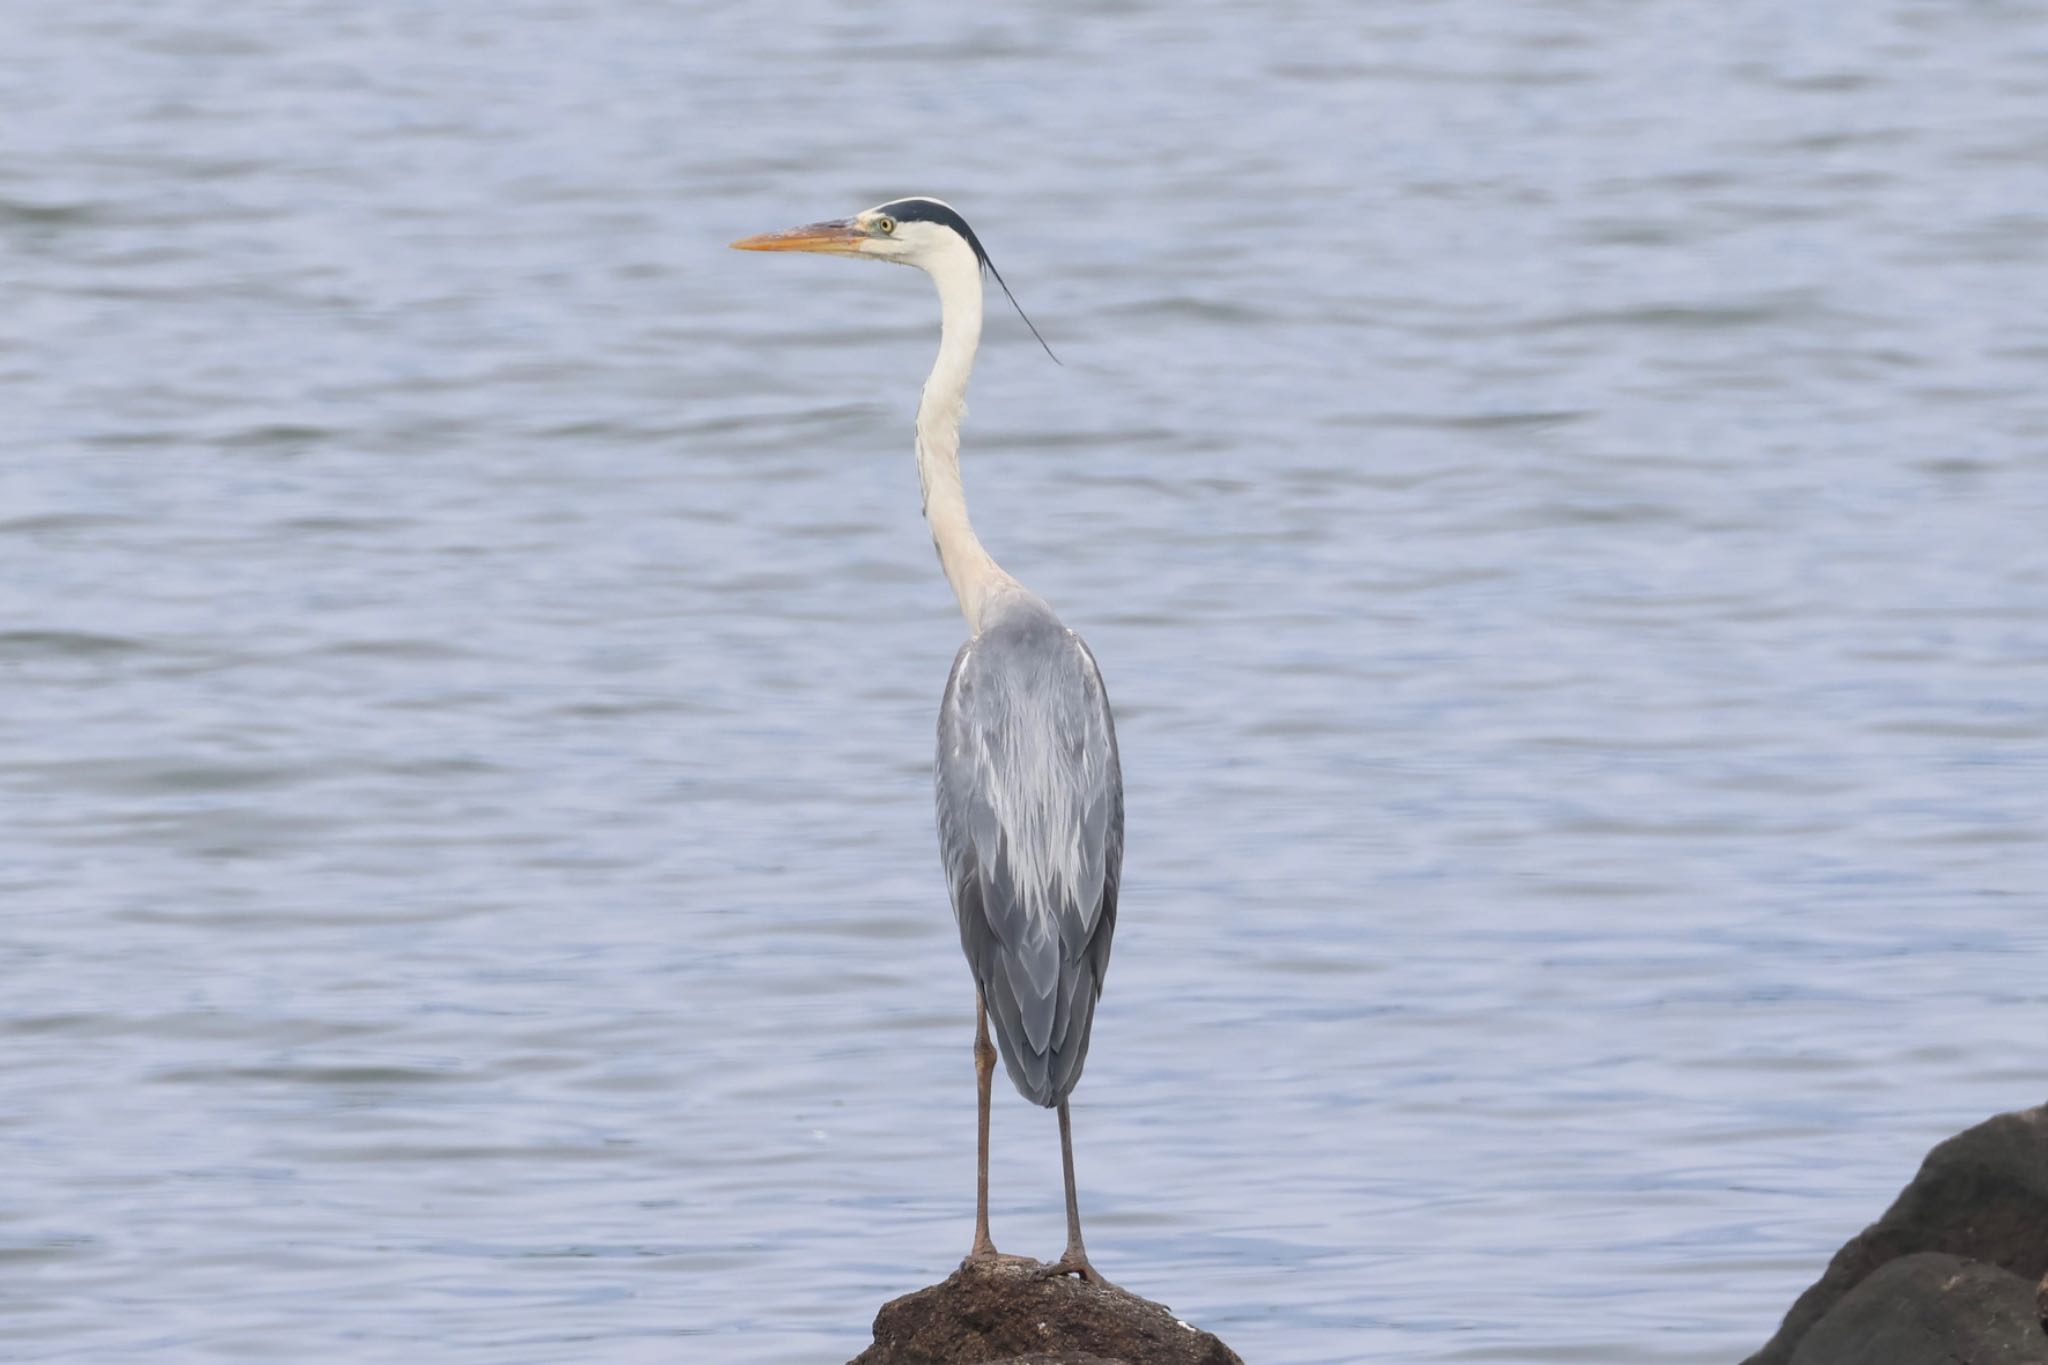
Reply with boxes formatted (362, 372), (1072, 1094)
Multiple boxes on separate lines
(876, 198), (1060, 365)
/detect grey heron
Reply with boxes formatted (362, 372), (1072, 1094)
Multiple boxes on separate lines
(733, 199), (1123, 1285)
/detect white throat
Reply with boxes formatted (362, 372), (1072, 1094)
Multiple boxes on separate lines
(914, 236), (1019, 633)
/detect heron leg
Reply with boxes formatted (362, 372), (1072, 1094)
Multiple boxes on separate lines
(1038, 1100), (1117, 1289)
(966, 991), (1000, 1262)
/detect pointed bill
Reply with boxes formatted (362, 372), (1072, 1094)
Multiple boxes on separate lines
(729, 219), (866, 254)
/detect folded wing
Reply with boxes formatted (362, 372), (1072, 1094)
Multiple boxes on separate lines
(936, 603), (1123, 1108)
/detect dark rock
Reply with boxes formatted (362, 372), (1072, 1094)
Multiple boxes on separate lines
(1748, 1102), (2048, 1365)
(1786, 1253), (2047, 1365)
(849, 1257), (1242, 1365)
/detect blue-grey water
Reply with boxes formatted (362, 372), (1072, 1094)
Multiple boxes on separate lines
(4, 3), (2046, 1362)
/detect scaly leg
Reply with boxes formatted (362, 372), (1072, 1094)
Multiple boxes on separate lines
(1039, 1100), (1117, 1288)
(966, 991), (1000, 1261)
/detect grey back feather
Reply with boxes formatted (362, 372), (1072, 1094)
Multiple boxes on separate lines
(936, 593), (1122, 1108)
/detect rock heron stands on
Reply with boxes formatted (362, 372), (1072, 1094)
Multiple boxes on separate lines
(733, 199), (1123, 1285)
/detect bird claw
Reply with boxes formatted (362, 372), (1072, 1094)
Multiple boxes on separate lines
(1036, 1251), (1117, 1291)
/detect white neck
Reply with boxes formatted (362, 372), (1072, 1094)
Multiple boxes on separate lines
(914, 238), (1019, 633)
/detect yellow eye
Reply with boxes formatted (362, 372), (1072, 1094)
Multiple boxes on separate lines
(874, 216), (896, 235)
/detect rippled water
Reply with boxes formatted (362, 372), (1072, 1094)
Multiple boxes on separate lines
(4, 3), (2047, 1362)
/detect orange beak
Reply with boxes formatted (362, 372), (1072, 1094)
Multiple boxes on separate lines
(729, 219), (867, 255)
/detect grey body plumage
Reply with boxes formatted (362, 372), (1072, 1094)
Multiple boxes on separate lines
(938, 592), (1122, 1108)
(733, 197), (1126, 1283)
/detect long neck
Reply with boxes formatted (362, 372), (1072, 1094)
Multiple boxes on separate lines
(915, 242), (1017, 632)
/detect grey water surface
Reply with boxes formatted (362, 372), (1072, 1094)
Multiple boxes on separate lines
(4, 3), (2047, 1362)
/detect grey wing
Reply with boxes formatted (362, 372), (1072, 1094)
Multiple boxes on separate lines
(936, 625), (1123, 1108)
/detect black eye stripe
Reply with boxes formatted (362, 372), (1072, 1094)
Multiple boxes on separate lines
(873, 198), (989, 267)
(869, 198), (1060, 365)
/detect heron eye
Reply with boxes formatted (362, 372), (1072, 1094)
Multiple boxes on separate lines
(874, 217), (895, 235)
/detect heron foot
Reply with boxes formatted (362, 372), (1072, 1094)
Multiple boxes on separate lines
(1035, 1249), (1118, 1291)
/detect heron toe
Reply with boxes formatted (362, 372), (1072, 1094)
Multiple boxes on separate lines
(1036, 1249), (1118, 1291)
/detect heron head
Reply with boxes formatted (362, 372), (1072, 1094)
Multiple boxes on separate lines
(731, 197), (1058, 361)
(729, 197), (985, 268)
